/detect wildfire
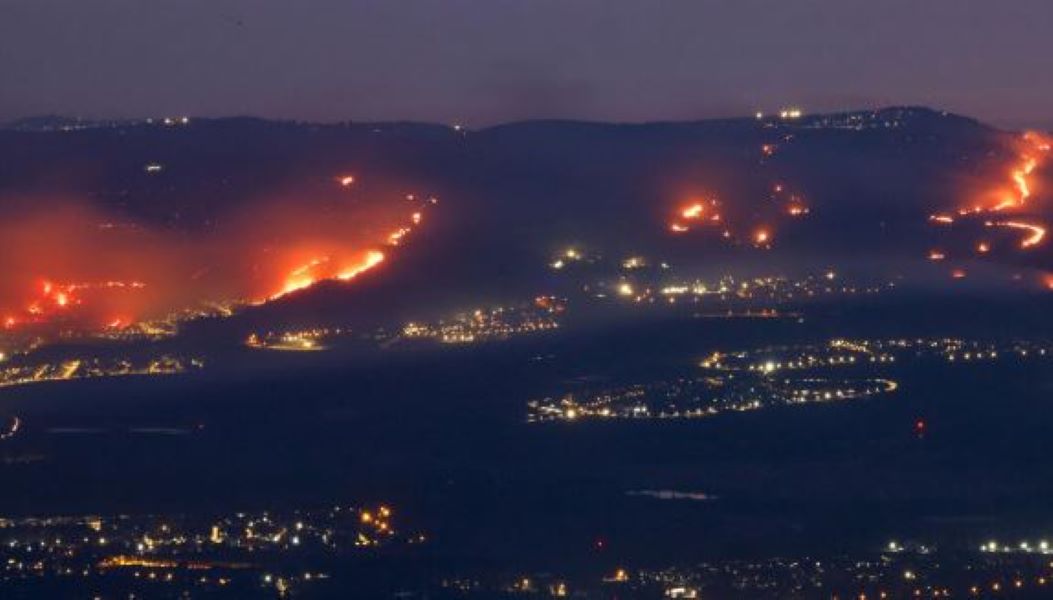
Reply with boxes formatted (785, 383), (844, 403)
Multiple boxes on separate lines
(264, 201), (423, 303)
(681, 203), (705, 219)
(988, 220), (1046, 249)
(0, 175), (435, 334)
(337, 250), (385, 280)
(929, 131), (1051, 253)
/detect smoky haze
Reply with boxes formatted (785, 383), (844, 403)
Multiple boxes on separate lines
(0, 187), (424, 331)
(1, 0), (1053, 129)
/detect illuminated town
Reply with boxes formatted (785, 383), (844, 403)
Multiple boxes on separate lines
(529, 337), (1053, 423)
(431, 543), (1053, 599)
(0, 354), (199, 391)
(0, 504), (424, 597)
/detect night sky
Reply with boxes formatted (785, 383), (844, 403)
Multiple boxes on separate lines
(2, 0), (1052, 128)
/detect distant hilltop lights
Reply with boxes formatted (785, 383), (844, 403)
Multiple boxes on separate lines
(755, 107), (804, 120)
(145, 116), (191, 126)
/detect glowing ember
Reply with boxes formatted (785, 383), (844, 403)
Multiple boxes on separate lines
(681, 203), (705, 219)
(989, 220), (1046, 248)
(753, 228), (771, 246)
(337, 250), (385, 281)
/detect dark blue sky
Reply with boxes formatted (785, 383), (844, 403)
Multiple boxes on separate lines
(2, 0), (1051, 128)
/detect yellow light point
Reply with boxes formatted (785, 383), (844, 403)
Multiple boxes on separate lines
(929, 214), (954, 225)
(411, 212), (422, 225)
(360, 512), (373, 524)
(681, 203), (705, 219)
(564, 248), (579, 259)
(338, 175), (355, 187)
(977, 241), (990, 253)
(928, 250), (946, 261)
(617, 282), (634, 297)
(753, 229), (770, 245)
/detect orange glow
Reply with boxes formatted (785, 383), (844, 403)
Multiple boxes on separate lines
(929, 132), (1051, 253)
(0, 177), (432, 334)
(753, 228), (771, 246)
(1012, 157), (1038, 201)
(338, 175), (355, 187)
(681, 203), (705, 219)
(336, 250), (385, 281)
(669, 222), (689, 233)
(951, 269), (967, 279)
(271, 257), (331, 300)
(989, 220), (1046, 248)
(928, 250), (946, 261)
(387, 227), (410, 246)
(267, 249), (387, 302)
